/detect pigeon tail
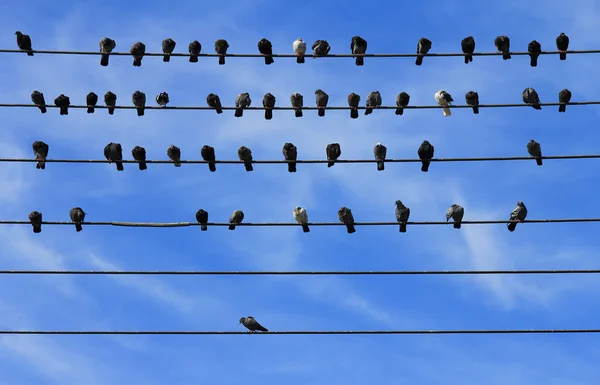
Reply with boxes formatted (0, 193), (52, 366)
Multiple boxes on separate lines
(60, 107), (69, 115)
(415, 56), (424, 66)
(265, 109), (273, 120)
(350, 109), (358, 119)
(208, 162), (216, 172)
(87, 107), (94, 113)
(532, 103), (542, 110)
(301, 224), (310, 233)
(189, 55), (198, 63)
(264, 56), (274, 65)
(472, 106), (479, 114)
(215, 108), (223, 114)
(346, 224), (356, 234)
(560, 52), (566, 60)
(108, 107), (115, 115)
(464, 55), (472, 64)
(218, 55), (225, 65)
(530, 56), (538, 67)
(399, 223), (407, 233)
(27, 50), (34, 56)
(228, 224), (236, 230)
(502, 51), (511, 60)
(294, 109), (303, 118)
(558, 104), (566, 113)
(453, 222), (461, 229)
(318, 108), (325, 117)
(32, 225), (41, 233)
(163, 54), (170, 62)
(535, 157), (543, 166)
(364, 107), (373, 115)
(377, 160), (384, 171)
(138, 162), (147, 171)
(116, 162), (124, 171)
(200, 224), (208, 231)
(36, 160), (45, 170)
(327, 160), (335, 168)
(75, 223), (83, 232)
(296, 55), (305, 64)
(137, 108), (144, 116)
(421, 161), (430, 172)
(100, 54), (109, 66)
(395, 107), (404, 115)
(133, 57), (142, 66)
(234, 108), (243, 117)
(38, 106), (47, 114)
(507, 222), (517, 232)
(174, 160), (181, 167)
(355, 56), (364, 66)
(244, 161), (253, 172)
(442, 107), (451, 117)
(287, 162), (296, 173)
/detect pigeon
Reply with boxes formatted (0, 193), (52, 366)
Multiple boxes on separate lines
(104, 91), (117, 115)
(395, 92), (410, 115)
(416, 37), (432, 65)
(522, 88), (541, 110)
(28, 211), (42, 233)
(365, 91), (382, 115)
(69, 207), (86, 232)
(262, 93), (276, 120)
(239, 316), (268, 332)
(465, 91), (479, 114)
(290, 92), (303, 117)
(312, 40), (331, 58)
(162, 38), (176, 62)
(507, 201), (527, 232)
(347, 92), (360, 119)
(188, 40), (202, 62)
(282, 142), (297, 173)
(494, 36), (511, 60)
(315, 89), (329, 117)
(206, 93), (223, 114)
(292, 38), (307, 63)
(214, 39), (229, 65)
(132, 90), (146, 116)
(417, 140), (434, 172)
(201, 145), (217, 172)
(234, 93), (251, 118)
(528, 40), (542, 67)
(238, 146), (253, 172)
(167, 144), (182, 167)
(104, 142), (124, 171)
(446, 204), (464, 229)
(32, 141), (49, 170)
(131, 146), (147, 170)
(558, 88), (571, 112)
(461, 36), (475, 64)
(15, 31), (33, 56)
(395, 200), (410, 233)
(556, 32), (569, 60)
(54, 94), (70, 115)
(195, 209), (209, 231)
(257, 38), (274, 65)
(31, 91), (47, 114)
(130, 42), (146, 66)
(351, 36), (367, 66)
(99, 37), (116, 66)
(373, 143), (387, 171)
(527, 139), (543, 166)
(86, 92), (98, 113)
(338, 206), (356, 234)
(156, 92), (169, 107)
(293, 206), (310, 233)
(229, 210), (244, 230)
(326, 143), (341, 168)
(434, 90), (453, 117)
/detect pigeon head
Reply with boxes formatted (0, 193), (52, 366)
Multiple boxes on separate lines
(395, 200), (403, 206)
(239, 317), (246, 324)
(314, 89), (322, 95)
(15, 31), (22, 36)
(294, 206), (302, 211)
(517, 201), (524, 206)
(375, 142), (382, 146)
(297, 38), (303, 41)
(422, 140), (430, 145)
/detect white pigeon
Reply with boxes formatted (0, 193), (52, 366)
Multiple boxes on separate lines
(293, 38), (307, 63)
(292, 206), (310, 233)
(434, 90), (454, 117)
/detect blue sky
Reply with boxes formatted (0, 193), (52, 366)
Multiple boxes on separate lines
(0, 0), (599, 384)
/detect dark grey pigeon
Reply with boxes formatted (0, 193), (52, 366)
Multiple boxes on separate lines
(417, 140), (434, 172)
(156, 92), (169, 107)
(132, 90), (146, 116)
(131, 145), (147, 170)
(290, 92), (303, 117)
(507, 201), (527, 232)
(311, 40), (331, 58)
(528, 40), (542, 67)
(238, 146), (253, 172)
(465, 91), (479, 114)
(282, 142), (297, 173)
(31, 91), (47, 113)
(558, 89), (571, 112)
(86, 92), (98, 113)
(201, 145), (216, 172)
(104, 91), (117, 115)
(167, 144), (181, 167)
(556, 32), (569, 60)
(257, 38), (274, 65)
(104, 142), (124, 171)
(461, 36), (475, 64)
(446, 204), (464, 229)
(195, 209), (209, 231)
(206, 93), (223, 114)
(338, 206), (356, 234)
(188, 40), (202, 62)
(214, 39), (229, 65)
(315, 89), (329, 117)
(162, 38), (176, 62)
(239, 316), (268, 332)
(348, 92), (360, 119)
(395, 92), (410, 115)
(130, 42), (146, 66)
(351, 36), (367, 66)
(234, 93), (251, 117)
(527, 140), (543, 166)
(416, 37), (432, 65)
(99, 37), (116, 66)
(365, 91), (382, 115)
(29, 211), (42, 233)
(522, 88), (541, 110)
(326, 143), (341, 168)
(32, 141), (49, 170)
(69, 207), (86, 232)
(373, 143), (387, 171)
(229, 210), (244, 230)
(494, 36), (511, 60)
(54, 94), (70, 115)
(15, 31), (33, 55)
(262, 93), (276, 120)
(395, 200), (410, 233)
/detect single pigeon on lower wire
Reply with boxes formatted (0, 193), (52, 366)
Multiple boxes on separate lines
(214, 39), (229, 65)
(104, 91), (117, 115)
(99, 37), (116, 66)
(15, 31), (33, 56)
(395, 92), (410, 115)
(257, 38), (274, 65)
(351, 36), (367, 66)
(104, 142), (124, 171)
(201, 145), (217, 172)
(434, 90), (453, 117)
(131, 145), (147, 170)
(69, 207), (86, 232)
(417, 140), (434, 172)
(29, 211), (42, 233)
(132, 90), (147, 116)
(461, 36), (475, 64)
(130, 42), (146, 66)
(262, 92), (276, 120)
(556, 32), (569, 60)
(416, 37), (432, 65)
(558, 89), (571, 112)
(507, 201), (527, 232)
(293, 206), (310, 233)
(373, 142), (387, 171)
(528, 40), (542, 67)
(206, 93), (223, 114)
(162, 38), (176, 62)
(54, 94), (70, 115)
(348, 92), (361, 119)
(326, 143), (341, 167)
(238, 146), (253, 171)
(167, 144), (182, 167)
(31, 91), (47, 113)
(156, 92), (169, 107)
(315, 89), (329, 117)
(235, 93), (251, 117)
(395, 200), (410, 233)
(282, 142), (297, 173)
(195, 209), (209, 231)
(292, 38), (307, 63)
(527, 139), (543, 166)
(240, 316), (268, 332)
(86, 92), (98, 113)
(312, 39), (331, 57)
(338, 206), (356, 234)
(290, 92), (303, 117)
(446, 204), (464, 229)
(189, 40), (202, 62)
(229, 210), (244, 230)
(365, 91), (382, 115)
(494, 35), (511, 60)
(465, 91), (479, 114)
(32, 141), (49, 170)
(522, 88), (542, 110)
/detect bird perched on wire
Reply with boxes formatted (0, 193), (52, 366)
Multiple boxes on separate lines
(418, 140), (434, 172)
(507, 201), (527, 232)
(99, 37), (115, 66)
(461, 36), (475, 64)
(365, 91), (382, 115)
(131, 145), (147, 170)
(373, 143), (387, 171)
(257, 38), (274, 65)
(293, 206), (310, 233)
(201, 145), (217, 172)
(395, 200), (410, 233)
(350, 36), (367, 66)
(395, 92), (410, 115)
(167, 144), (182, 167)
(434, 90), (453, 117)
(238, 146), (253, 172)
(315, 89), (329, 117)
(282, 142), (297, 173)
(290, 92), (303, 117)
(156, 92), (169, 107)
(32, 141), (49, 170)
(347, 92), (360, 119)
(234, 93), (251, 118)
(69, 207), (86, 232)
(527, 140), (543, 166)
(29, 211), (42, 233)
(262, 93), (276, 120)
(239, 316), (268, 333)
(229, 210), (244, 230)
(162, 38), (176, 62)
(416, 37), (432, 66)
(132, 90), (146, 116)
(522, 87), (541, 110)
(326, 143), (341, 168)
(54, 94), (70, 116)
(214, 39), (229, 65)
(15, 31), (33, 56)
(130, 42), (146, 67)
(195, 209), (209, 231)
(527, 40), (542, 67)
(188, 40), (202, 62)
(292, 38), (307, 63)
(206, 93), (223, 114)
(104, 142), (124, 171)
(312, 40), (331, 58)
(31, 91), (47, 114)
(558, 89), (571, 112)
(465, 91), (479, 114)
(494, 36), (511, 60)
(86, 92), (98, 113)
(556, 32), (569, 60)
(446, 204), (464, 229)
(338, 206), (356, 234)
(104, 91), (117, 115)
